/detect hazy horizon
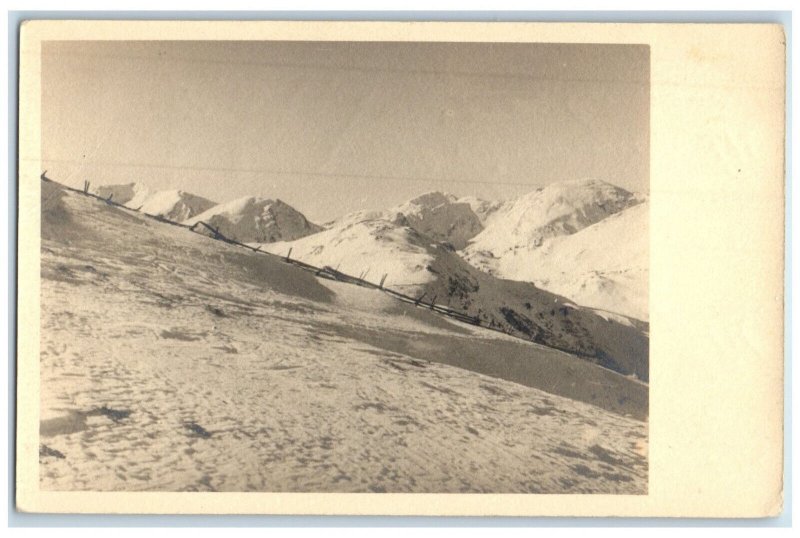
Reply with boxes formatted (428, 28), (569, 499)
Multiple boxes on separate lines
(40, 41), (649, 222)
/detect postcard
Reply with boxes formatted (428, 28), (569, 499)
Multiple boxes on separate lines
(16, 20), (785, 516)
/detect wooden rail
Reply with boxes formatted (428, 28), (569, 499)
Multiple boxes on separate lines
(43, 174), (508, 336)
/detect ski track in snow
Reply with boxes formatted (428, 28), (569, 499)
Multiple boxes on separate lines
(39, 185), (647, 493)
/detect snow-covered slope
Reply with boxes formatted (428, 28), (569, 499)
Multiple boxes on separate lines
(464, 179), (641, 255)
(39, 179), (647, 493)
(467, 202), (649, 321)
(258, 210), (649, 381)
(185, 196), (322, 243)
(93, 183), (216, 222)
(262, 218), (436, 293)
(461, 180), (647, 320)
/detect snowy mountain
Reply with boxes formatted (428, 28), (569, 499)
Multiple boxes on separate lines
(456, 196), (505, 224)
(321, 191), (494, 250)
(93, 183), (216, 222)
(464, 179), (642, 256)
(184, 196), (322, 243)
(386, 192), (485, 249)
(258, 210), (649, 381)
(465, 201), (649, 321)
(460, 180), (648, 321)
(93, 182), (149, 207)
(40, 178), (647, 493)
(138, 190), (218, 223)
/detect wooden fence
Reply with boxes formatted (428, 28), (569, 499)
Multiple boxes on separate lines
(44, 173), (490, 331)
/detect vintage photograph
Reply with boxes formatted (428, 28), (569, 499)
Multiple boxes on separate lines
(35, 39), (650, 494)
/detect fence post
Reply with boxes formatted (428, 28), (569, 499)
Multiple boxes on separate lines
(429, 295), (437, 309)
(286, 247), (293, 261)
(379, 273), (388, 289)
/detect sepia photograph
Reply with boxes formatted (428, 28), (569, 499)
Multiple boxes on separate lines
(16, 20), (784, 517)
(35, 39), (649, 494)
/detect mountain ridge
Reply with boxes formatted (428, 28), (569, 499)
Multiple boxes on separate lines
(93, 182), (217, 222)
(92, 178), (647, 321)
(256, 202), (649, 381)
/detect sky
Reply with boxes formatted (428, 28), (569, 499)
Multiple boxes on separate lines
(40, 41), (649, 222)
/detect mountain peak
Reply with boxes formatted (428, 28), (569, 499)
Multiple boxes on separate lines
(386, 191), (483, 249)
(186, 195), (321, 243)
(406, 191), (458, 208)
(518, 179), (633, 203)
